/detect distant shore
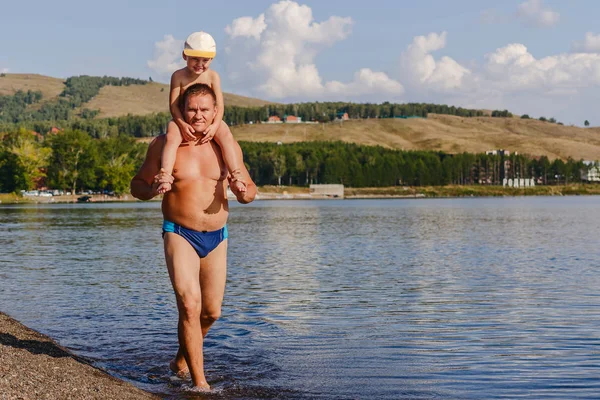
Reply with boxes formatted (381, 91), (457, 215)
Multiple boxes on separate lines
(0, 312), (157, 399)
(1, 184), (599, 204)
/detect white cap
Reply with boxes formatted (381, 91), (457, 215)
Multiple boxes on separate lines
(183, 32), (216, 58)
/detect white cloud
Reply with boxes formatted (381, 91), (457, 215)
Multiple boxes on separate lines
(399, 32), (470, 91)
(147, 34), (185, 77)
(223, 0), (403, 100)
(393, 31), (600, 125)
(483, 43), (600, 91)
(517, 0), (560, 28)
(0, 68), (9, 74)
(397, 32), (600, 97)
(325, 68), (404, 98)
(572, 32), (600, 53)
(225, 14), (266, 40)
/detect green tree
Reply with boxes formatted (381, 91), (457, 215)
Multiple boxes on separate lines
(97, 136), (145, 194)
(46, 130), (97, 194)
(585, 120), (590, 127)
(270, 148), (287, 186)
(6, 128), (51, 190)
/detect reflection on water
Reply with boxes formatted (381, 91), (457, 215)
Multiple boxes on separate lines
(2, 197), (600, 399)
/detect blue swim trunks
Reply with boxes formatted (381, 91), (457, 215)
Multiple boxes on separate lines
(162, 220), (228, 258)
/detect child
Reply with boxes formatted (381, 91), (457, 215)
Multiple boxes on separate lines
(158, 31), (246, 194)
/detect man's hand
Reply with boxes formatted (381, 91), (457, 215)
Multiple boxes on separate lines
(177, 121), (197, 142)
(154, 168), (175, 195)
(201, 123), (218, 144)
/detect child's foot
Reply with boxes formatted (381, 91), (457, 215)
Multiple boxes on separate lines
(157, 181), (172, 194)
(231, 179), (247, 193)
(169, 359), (190, 379)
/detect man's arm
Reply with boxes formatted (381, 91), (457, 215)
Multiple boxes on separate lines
(130, 136), (172, 200)
(227, 139), (257, 204)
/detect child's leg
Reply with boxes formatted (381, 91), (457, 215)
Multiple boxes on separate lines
(213, 121), (246, 192)
(158, 121), (183, 193)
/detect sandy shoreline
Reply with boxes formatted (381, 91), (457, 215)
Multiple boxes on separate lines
(0, 312), (157, 400)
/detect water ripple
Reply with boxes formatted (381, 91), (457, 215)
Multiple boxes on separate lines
(1, 197), (600, 399)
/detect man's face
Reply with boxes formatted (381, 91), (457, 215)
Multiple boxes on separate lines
(184, 94), (216, 133)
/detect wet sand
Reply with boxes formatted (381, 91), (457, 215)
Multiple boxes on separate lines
(0, 312), (157, 400)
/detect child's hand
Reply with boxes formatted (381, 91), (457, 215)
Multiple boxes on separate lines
(153, 168), (174, 194)
(178, 121), (197, 142)
(231, 179), (247, 193)
(157, 181), (172, 194)
(228, 175), (247, 195)
(201, 123), (218, 144)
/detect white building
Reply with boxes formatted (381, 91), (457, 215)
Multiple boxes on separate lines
(309, 184), (344, 198)
(581, 161), (600, 182)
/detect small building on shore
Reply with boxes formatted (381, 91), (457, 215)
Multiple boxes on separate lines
(336, 112), (349, 121)
(267, 115), (282, 123)
(309, 184), (344, 198)
(285, 115), (302, 123)
(581, 161), (600, 182)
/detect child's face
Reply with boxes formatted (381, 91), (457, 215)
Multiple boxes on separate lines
(184, 55), (213, 74)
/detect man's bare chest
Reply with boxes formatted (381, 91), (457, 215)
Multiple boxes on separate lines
(172, 142), (225, 182)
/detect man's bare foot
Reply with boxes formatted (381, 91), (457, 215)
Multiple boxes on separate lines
(169, 359), (190, 379)
(182, 383), (211, 393)
(157, 181), (172, 194)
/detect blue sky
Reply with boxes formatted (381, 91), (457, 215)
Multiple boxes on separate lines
(2, 0), (599, 125)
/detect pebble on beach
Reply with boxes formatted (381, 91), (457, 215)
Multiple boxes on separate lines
(0, 312), (157, 400)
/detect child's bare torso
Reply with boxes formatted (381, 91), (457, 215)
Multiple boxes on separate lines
(174, 69), (216, 93)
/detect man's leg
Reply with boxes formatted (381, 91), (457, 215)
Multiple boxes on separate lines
(164, 233), (209, 389)
(172, 239), (228, 375)
(200, 239), (228, 336)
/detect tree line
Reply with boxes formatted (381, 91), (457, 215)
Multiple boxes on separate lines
(0, 103), (490, 139)
(240, 141), (586, 187)
(0, 128), (589, 195)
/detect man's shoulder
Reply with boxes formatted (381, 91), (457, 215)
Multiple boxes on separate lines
(146, 135), (166, 154)
(150, 134), (166, 144)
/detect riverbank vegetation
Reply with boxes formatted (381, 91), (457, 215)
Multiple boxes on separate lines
(0, 128), (593, 196)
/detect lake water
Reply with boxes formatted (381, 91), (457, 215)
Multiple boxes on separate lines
(1, 197), (600, 399)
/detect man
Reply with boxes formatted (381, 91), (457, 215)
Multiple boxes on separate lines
(130, 83), (256, 391)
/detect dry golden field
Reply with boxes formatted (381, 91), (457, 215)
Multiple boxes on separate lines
(0, 73), (272, 118)
(84, 82), (274, 117)
(0, 73), (65, 99)
(229, 116), (600, 160)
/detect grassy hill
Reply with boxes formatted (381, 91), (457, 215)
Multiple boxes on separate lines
(1, 73), (599, 160)
(83, 81), (273, 117)
(229, 115), (600, 161)
(0, 73), (272, 117)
